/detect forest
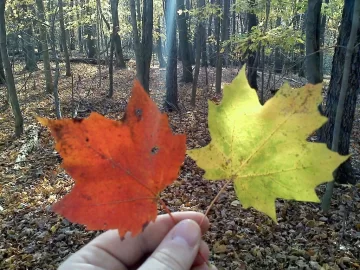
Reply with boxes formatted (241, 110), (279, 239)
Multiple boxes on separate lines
(0, 0), (359, 269)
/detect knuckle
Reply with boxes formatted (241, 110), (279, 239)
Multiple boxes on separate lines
(149, 249), (187, 270)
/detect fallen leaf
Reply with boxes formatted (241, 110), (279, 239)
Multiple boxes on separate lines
(231, 200), (241, 207)
(187, 67), (349, 221)
(38, 81), (186, 237)
(213, 241), (227, 254)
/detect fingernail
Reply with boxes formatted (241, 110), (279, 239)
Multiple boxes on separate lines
(172, 219), (200, 248)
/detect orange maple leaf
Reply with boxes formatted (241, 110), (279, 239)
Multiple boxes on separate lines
(38, 81), (186, 237)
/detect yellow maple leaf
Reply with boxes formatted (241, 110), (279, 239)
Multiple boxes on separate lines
(187, 67), (349, 221)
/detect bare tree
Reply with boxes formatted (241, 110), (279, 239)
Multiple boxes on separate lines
(58, 0), (71, 76)
(35, 0), (54, 93)
(321, 0), (360, 211)
(0, 0), (23, 136)
(129, 0), (153, 92)
(164, 0), (178, 110)
(110, 0), (126, 68)
(177, 0), (193, 82)
(305, 0), (322, 84)
(246, 0), (258, 90)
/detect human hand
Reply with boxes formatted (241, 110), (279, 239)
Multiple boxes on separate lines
(58, 211), (217, 270)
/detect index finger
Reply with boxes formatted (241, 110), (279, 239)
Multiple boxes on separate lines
(89, 211), (210, 267)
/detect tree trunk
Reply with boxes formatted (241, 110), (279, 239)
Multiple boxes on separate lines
(129, 0), (153, 92)
(85, 25), (96, 58)
(186, 0), (195, 65)
(199, 0), (207, 67)
(96, 0), (102, 86)
(69, 0), (76, 51)
(208, 0), (215, 67)
(305, 0), (322, 84)
(85, 1), (97, 59)
(77, 0), (84, 53)
(177, 0), (193, 82)
(319, 0), (360, 185)
(274, 17), (283, 73)
(35, 0), (53, 94)
(22, 5), (38, 72)
(110, 0), (126, 68)
(260, 0), (270, 104)
(215, 0), (222, 94)
(140, 0), (153, 92)
(50, 4), (62, 119)
(246, 0), (258, 90)
(231, 0), (236, 66)
(108, 27), (115, 98)
(321, 0), (359, 212)
(165, 0), (178, 110)
(319, 0), (329, 80)
(222, 0), (230, 66)
(0, 49), (5, 84)
(191, 23), (201, 106)
(0, 0), (23, 136)
(156, 17), (166, 68)
(136, 0), (141, 24)
(130, 0), (142, 77)
(58, 0), (71, 76)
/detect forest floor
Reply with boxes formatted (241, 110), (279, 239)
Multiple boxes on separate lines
(0, 62), (359, 270)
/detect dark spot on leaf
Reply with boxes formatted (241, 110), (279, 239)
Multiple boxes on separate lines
(151, 146), (159, 155)
(54, 125), (62, 135)
(86, 137), (89, 142)
(81, 194), (92, 201)
(135, 108), (142, 120)
(142, 221), (149, 232)
(73, 118), (83, 123)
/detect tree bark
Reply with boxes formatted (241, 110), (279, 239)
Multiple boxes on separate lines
(222, 0), (230, 66)
(185, 0), (195, 65)
(129, 0), (153, 92)
(321, 0), (359, 211)
(319, 0), (360, 185)
(108, 27), (115, 98)
(215, 0), (222, 94)
(50, 4), (62, 119)
(77, 0), (84, 53)
(165, 0), (178, 110)
(319, 0), (329, 80)
(22, 5), (38, 72)
(110, 0), (126, 68)
(58, 0), (71, 76)
(156, 17), (166, 68)
(141, 0), (153, 92)
(246, 0), (258, 90)
(191, 23), (201, 106)
(130, 0), (142, 76)
(35, 0), (54, 94)
(274, 17), (283, 73)
(208, 0), (215, 67)
(305, 0), (322, 84)
(86, 25), (96, 58)
(199, 0), (207, 67)
(177, 0), (193, 82)
(0, 49), (5, 84)
(0, 0), (23, 136)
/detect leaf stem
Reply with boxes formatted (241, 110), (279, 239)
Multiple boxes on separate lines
(159, 198), (176, 225)
(159, 196), (209, 266)
(200, 179), (232, 226)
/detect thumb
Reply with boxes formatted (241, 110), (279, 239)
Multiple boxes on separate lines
(138, 219), (202, 270)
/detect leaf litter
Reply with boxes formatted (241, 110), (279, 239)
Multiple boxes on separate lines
(0, 63), (359, 269)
